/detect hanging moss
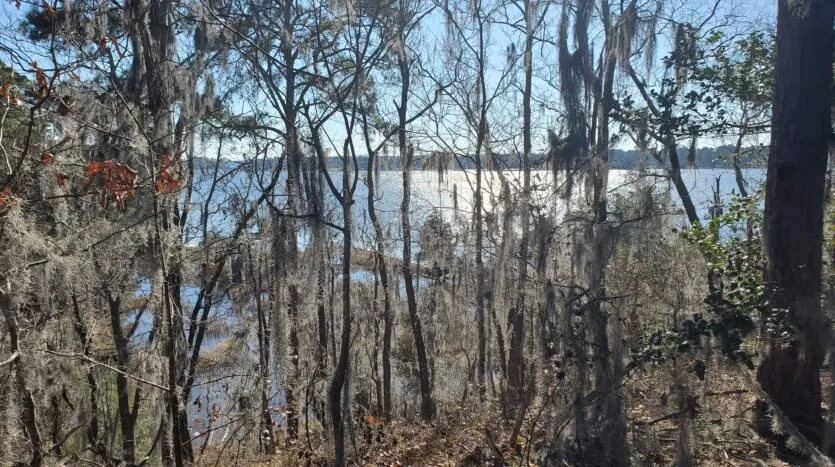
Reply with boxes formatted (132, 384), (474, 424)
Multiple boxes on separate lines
(555, 0), (591, 199)
(687, 136), (697, 168)
(616, 4), (638, 70)
(673, 23), (699, 86)
(548, 130), (584, 198)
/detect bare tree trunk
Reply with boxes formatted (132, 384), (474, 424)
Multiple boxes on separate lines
(366, 141), (394, 421)
(280, 0), (303, 446)
(71, 294), (105, 456)
(158, 236), (185, 467)
(251, 247), (275, 453)
(474, 13), (489, 403)
(0, 277), (42, 467)
(666, 143), (700, 226)
(309, 156), (330, 429)
(329, 135), (355, 466)
(757, 0), (833, 452)
(286, 284), (301, 443)
(673, 383), (695, 467)
(399, 49), (434, 420)
(731, 123), (749, 198)
(508, 0), (537, 405)
(371, 277), (384, 417)
(107, 295), (137, 466)
(586, 8), (627, 460)
(317, 247), (330, 375)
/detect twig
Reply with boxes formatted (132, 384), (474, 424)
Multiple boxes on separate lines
(635, 389), (748, 427)
(485, 428), (505, 462)
(703, 389), (748, 397)
(637, 409), (686, 427)
(0, 350), (18, 367)
(38, 349), (169, 391)
(47, 422), (85, 454)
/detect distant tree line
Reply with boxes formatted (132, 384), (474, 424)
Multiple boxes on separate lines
(198, 144), (768, 172)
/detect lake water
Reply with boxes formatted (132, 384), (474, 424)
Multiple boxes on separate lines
(174, 166), (766, 441)
(188, 167), (767, 250)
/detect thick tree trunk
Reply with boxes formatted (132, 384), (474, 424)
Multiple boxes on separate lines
(280, 0), (303, 446)
(310, 160), (330, 428)
(757, 0), (833, 451)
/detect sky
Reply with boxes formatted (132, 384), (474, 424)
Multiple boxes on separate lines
(0, 0), (780, 161)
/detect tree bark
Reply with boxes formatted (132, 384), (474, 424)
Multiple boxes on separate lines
(330, 137), (354, 466)
(71, 294), (104, 455)
(251, 247), (275, 453)
(107, 295), (137, 466)
(731, 124), (749, 198)
(474, 5), (489, 403)
(286, 284), (301, 443)
(757, 0), (834, 451)
(0, 277), (42, 467)
(508, 0), (536, 404)
(587, 6), (627, 460)
(367, 145), (394, 421)
(399, 48), (434, 420)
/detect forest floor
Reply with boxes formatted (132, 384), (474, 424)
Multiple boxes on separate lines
(199, 365), (809, 466)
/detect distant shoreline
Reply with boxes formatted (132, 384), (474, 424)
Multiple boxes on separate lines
(197, 144), (767, 171)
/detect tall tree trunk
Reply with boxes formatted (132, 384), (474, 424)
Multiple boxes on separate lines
(144, 0), (192, 461)
(251, 247), (275, 453)
(108, 295), (137, 466)
(330, 139), (354, 466)
(71, 294), (103, 455)
(474, 10), (489, 403)
(314, 171), (330, 427)
(508, 0), (535, 404)
(279, 0), (303, 446)
(367, 147), (394, 420)
(757, 0), (833, 451)
(586, 8), (628, 461)
(286, 284), (301, 443)
(0, 277), (42, 467)
(399, 51), (434, 420)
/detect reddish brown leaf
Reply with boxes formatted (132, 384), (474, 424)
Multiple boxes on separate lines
(83, 160), (137, 209)
(42, 1), (56, 17)
(0, 188), (12, 207)
(155, 155), (182, 194)
(109, 36), (123, 58)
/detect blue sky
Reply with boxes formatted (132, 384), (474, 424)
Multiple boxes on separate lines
(0, 0), (779, 160)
